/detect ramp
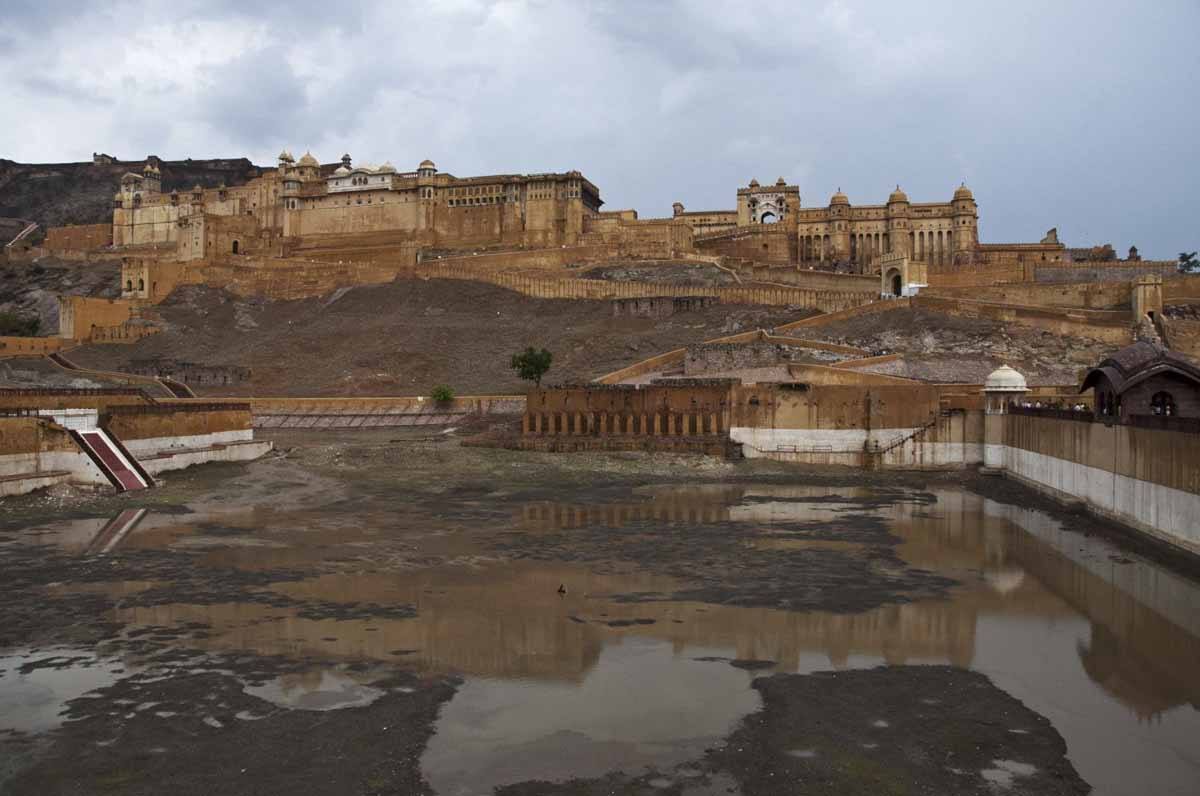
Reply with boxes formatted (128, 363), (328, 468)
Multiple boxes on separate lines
(84, 508), (149, 555)
(70, 428), (154, 492)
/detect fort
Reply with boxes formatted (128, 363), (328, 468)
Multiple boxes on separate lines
(1, 149), (1198, 556)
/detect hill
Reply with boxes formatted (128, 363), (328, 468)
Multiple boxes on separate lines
(0, 156), (261, 231)
(68, 279), (809, 396)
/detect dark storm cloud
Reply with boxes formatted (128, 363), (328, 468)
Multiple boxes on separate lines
(0, 0), (1196, 257)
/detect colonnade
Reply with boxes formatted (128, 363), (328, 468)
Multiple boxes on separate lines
(523, 410), (724, 437)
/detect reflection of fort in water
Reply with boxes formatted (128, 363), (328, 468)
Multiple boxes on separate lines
(84, 484), (1200, 719)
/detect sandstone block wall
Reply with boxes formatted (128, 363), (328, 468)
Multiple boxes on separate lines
(1035, 261), (1179, 283)
(0, 336), (67, 356)
(57, 296), (137, 341)
(695, 228), (796, 264)
(925, 281), (1135, 310)
(42, 223), (112, 253)
(912, 295), (1132, 344)
(103, 403), (253, 441)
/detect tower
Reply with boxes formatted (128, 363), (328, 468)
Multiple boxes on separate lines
(828, 188), (850, 262)
(951, 184), (978, 258)
(886, 185), (911, 257)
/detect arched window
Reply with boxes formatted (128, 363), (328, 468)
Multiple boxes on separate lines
(126, 279), (133, 292)
(232, 240), (239, 254)
(137, 278), (144, 291)
(1151, 391), (1176, 416)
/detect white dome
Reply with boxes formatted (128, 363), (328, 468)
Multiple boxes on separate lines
(377, 161), (396, 173)
(984, 365), (1028, 392)
(333, 165), (351, 175)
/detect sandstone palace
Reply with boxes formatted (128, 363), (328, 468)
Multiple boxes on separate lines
(106, 149), (1073, 304)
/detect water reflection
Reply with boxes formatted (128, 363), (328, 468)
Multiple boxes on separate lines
(6, 483), (1200, 795)
(0, 649), (127, 733)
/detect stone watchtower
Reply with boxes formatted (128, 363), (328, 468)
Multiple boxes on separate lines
(951, 184), (978, 258)
(886, 186), (911, 258)
(828, 189), (851, 261)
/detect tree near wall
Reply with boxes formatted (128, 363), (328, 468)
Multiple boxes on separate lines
(431, 384), (455, 403)
(1179, 252), (1199, 273)
(510, 347), (553, 387)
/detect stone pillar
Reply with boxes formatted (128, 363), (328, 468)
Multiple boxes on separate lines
(522, 414), (531, 435)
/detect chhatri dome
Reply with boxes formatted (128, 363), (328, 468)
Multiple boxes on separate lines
(297, 151), (319, 167)
(829, 188), (849, 206)
(984, 364), (1028, 393)
(954, 183), (974, 201)
(888, 185), (909, 203)
(419, 159), (436, 169)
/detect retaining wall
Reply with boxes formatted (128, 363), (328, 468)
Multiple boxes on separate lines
(1002, 414), (1200, 555)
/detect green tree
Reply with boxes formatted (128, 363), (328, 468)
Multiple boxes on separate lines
(1179, 252), (1198, 273)
(510, 347), (553, 387)
(430, 384), (455, 403)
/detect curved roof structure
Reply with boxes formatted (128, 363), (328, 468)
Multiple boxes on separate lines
(984, 364), (1028, 393)
(1079, 341), (1200, 394)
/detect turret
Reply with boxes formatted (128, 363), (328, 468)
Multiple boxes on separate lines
(141, 162), (161, 194)
(828, 188), (850, 261)
(672, 202), (684, 217)
(951, 183), (977, 255)
(886, 185), (911, 256)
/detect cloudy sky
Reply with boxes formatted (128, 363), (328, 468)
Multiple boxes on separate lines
(2, 0), (1197, 257)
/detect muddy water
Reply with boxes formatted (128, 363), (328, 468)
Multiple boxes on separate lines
(2, 477), (1199, 795)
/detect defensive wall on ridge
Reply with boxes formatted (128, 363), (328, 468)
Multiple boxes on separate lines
(42, 223), (112, 253)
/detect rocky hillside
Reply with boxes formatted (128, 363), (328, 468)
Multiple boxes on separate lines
(0, 156), (261, 231)
(0, 257), (122, 335)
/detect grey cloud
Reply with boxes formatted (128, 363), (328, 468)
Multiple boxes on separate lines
(0, 0), (1196, 257)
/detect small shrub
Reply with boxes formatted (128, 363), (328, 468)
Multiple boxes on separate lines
(510, 347), (553, 387)
(431, 384), (455, 403)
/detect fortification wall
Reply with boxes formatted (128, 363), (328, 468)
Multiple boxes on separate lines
(912, 295), (1132, 344)
(1035, 261), (1179, 283)
(773, 298), (910, 333)
(1164, 274), (1200, 301)
(695, 228), (795, 264)
(925, 281), (1134, 310)
(57, 296), (137, 341)
(42, 223), (112, 253)
(0, 336), (67, 356)
(729, 263), (880, 293)
(0, 388), (150, 411)
(415, 262), (872, 312)
(926, 262), (1027, 287)
(182, 256), (408, 300)
(1161, 317), (1200, 360)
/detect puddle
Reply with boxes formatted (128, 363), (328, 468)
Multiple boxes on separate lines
(0, 649), (128, 733)
(421, 638), (761, 795)
(243, 670), (385, 711)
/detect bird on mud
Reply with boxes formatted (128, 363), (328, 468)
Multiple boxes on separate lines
(557, 583), (567, 596)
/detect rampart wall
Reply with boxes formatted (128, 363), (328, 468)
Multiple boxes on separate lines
(0, 336), (67, 356)
(911, 295), (1132, 344)
(414, 262), (873, 312)
(1035, 261), (1179, 283)
(42, 223), (112, 253)
(695, 228), (796, 264)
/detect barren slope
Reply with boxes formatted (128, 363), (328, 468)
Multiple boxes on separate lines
(70, 279), (811, 396)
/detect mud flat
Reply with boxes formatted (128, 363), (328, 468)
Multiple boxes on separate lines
(1, 429), (1197, 795)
